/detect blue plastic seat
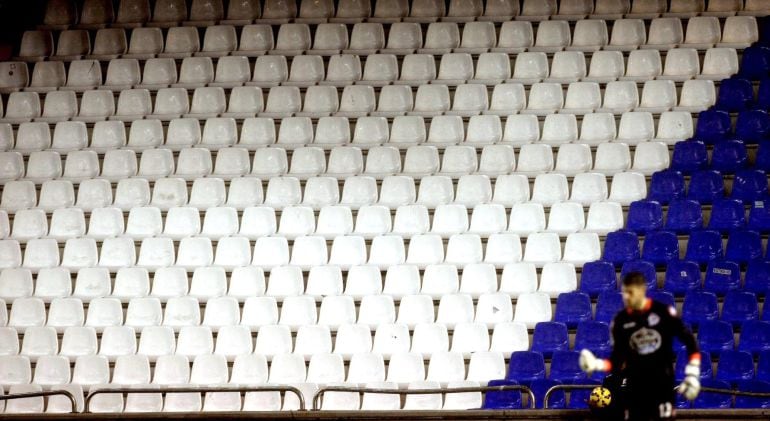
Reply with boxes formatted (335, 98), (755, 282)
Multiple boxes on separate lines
(675, 350), (712, 381)
(602, 230), (640, 265)
(734, 379), (770, 408)
(550, 351), (586, 384)
(738, 46), (770, 81)
(695, 110), (732, 144)
(579, 260), (617, 297)
(715, 78), (755, 112)
(554, 292), (592, 329)
(687, 170), (725, 204)
(671, 140), (708, 174)
(708, 199), (746, 232)
(649, 290), (676, 308)
(722, 291), (760, 327)
(626, 200), (663, 234)
(531, 322), (569, 357)
(716, 350), (755, 384)
(725, 230), (764, 263)
(648, 170), (685, 204)
(483, 379), (523, 409)
(757, 350), (770, 382)
(682, 291), (719, 326)
(739, 320), (770, 357)
(736, 110), (770, 144)
(620, 260), (657, 290)
(665, 199), (703, 233)
(698, 320), (735, 354)
(711, 139), (749, 174)
(663, 260), (702, 296)
(732, 169), (770, 202)
(693, 379), (733, 408)
(595, 291), (623, 323)
(704, 260), (741, 296)
(566, 379), (601, 409)
(748, 199), (770, 232)
(507, 351), (546, 384)
(529, 379), (566, 409)
(641, 230), (680, 264)
(684, 229), (724, 263)
(757, 78), (770, 110)
(574, 321), (611, 359)
(755, 142), (770, 172)
(744, 260), (770, 296)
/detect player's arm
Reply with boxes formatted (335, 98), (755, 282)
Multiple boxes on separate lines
(667, 305), (701, 400)
(579, 319), (620, 375)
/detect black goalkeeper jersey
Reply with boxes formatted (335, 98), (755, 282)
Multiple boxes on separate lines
(609, 299), (699, 381)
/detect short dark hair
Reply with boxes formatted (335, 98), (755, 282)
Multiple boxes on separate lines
(622, 271), (647, 288)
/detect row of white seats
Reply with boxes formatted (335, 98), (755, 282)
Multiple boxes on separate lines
(23, 17), (758, 63)
(0, 142), (671, 186)
(1, 291), (555, 332)
(0, 80), (717, 124)
(5, 48), (739, 94)
(0, 229), (604, 271)
(2, 201), (624, 244)
(44, 0), (768, 29)
(0, 112), (696, 155)
(0, 261), (590, 304)
(0, 171), (647, 213)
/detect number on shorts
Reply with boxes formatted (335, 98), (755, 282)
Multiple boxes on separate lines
(658, 402), (673, 419)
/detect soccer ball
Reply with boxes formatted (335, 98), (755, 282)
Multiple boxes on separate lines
(588, 386), (612, 408)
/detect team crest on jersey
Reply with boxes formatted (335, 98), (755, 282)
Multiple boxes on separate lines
(629, 327), (662, 355)
(648, 313), (660, 327)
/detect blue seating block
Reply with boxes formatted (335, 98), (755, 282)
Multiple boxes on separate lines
(603, 230), (640, 265)
(531, 322), (569, 357)
(757, 351), (770, 382)
(529, 379), (566, 409)
(575, 321), (612, 359)
(716, 350), (755, 384)
(507, 351), (546, 383)
(734, 380), (770, 408)
(732, 169), (770, 202)
(693, 379), (733, 408)
(736, 110), (770, 143)
(665, 199), (703, 233)
(745, 260), (770, 296)
(642, 230), (680, 264)
(627, 200), (663, 234)
(483, 379), (523, 409)
(685, 230), (724, 263)
(648, 170), (685, 204)
(738, 46), (770, 81)
(687, 170), (725, 204)
(739, 320), (770, 357)
(664, 260), (702, 296)
(708, 199), (746, 232)
(682, 291), (719, 326)
(550, 351), (586, 384)
(748, 199), (770, 232)
(554, 292), (592, 329)
(671, 140), (708, 174)
(595, 291), (623, 323)
(695, 110), (732, 144)
(757, 78), (770, 110)
(725, 230), (764, 263)
(715, 78), (755, 112)
(675, 350), (713, 381)
(566, 379), (601, 409)
(756, 143), (770, 172)
(620, 260), (657, 290)
(698, 320), (735, 354)
(579, 260), (617, 297)
(722, 291), (760, 327)
(704, 260), (741, 296)
(649, 290), (676, 308)
(711, 139), (749, 173)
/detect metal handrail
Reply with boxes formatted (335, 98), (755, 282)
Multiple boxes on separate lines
(84, 385), (306, 412)
(0, 389), (79, 413)
(311, 384), (536, 410)
(544, 384), (770, 409)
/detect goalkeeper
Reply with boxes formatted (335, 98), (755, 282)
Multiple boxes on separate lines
(579, 272), (701, 420)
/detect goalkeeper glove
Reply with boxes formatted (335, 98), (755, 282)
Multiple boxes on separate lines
(679, 359), (701, 401)
(579, 349), (610, 375)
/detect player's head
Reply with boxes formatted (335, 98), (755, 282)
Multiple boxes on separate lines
(621, 272), (648, 310)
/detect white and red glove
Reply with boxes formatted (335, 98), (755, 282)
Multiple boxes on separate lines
(579, 349), (611, 375)
(679, 356), (701, 401)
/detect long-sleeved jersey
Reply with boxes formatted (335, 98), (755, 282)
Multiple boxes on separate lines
(608, 298), (699, 380)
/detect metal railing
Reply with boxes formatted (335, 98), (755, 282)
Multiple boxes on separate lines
(84, 385), (307, 412)
(0, 389), (79, 413)
(311, 384), (536, 410)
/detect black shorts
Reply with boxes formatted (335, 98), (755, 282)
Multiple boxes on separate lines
(625, 375), (677, 421)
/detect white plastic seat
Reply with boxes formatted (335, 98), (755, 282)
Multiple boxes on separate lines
(721, 16), (758, 46)
(578, 113), (616, 146)
(466, 116), (503, 147)
(275, 24), (312, 52)
(372, 323), (410, 358)
(701, 48), (739, 80)
(684, 16), (721, 47)
(124, 27), (162, 59)
(18, 30), (53, 60)
(677, 79), (715, 112)
(385, 22), (422, 53)
(4, 92), (41, 122)
(29, 61), (65, 90)
(313, 24), (348, 52)
(522, 232), (562, 266)
(97, 326), (136, 360)
(268, 354), (306, 384)
(647, 18), (683, 47)
(533, 20), (570, 52)
(60, 326), (97, 358)
(306, 353), (344, 385)
(608, 171), (647, 205)
(91, 28), (127, 58)
(40, 91), (77, 121)
(65, 60), (102, 89)
(415, 176), (453, 208)
(254, 324), (292, 358)
(242, 297), (279, 330)
(295, 325), (333, 359)
(562, 82), (601, 114)
(279, 295), (318, 330)
(386, 352), (426, 385)
(55, 30), (91, 58)
(161, 26), (200, 58)
(601, 81), (639, 113)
